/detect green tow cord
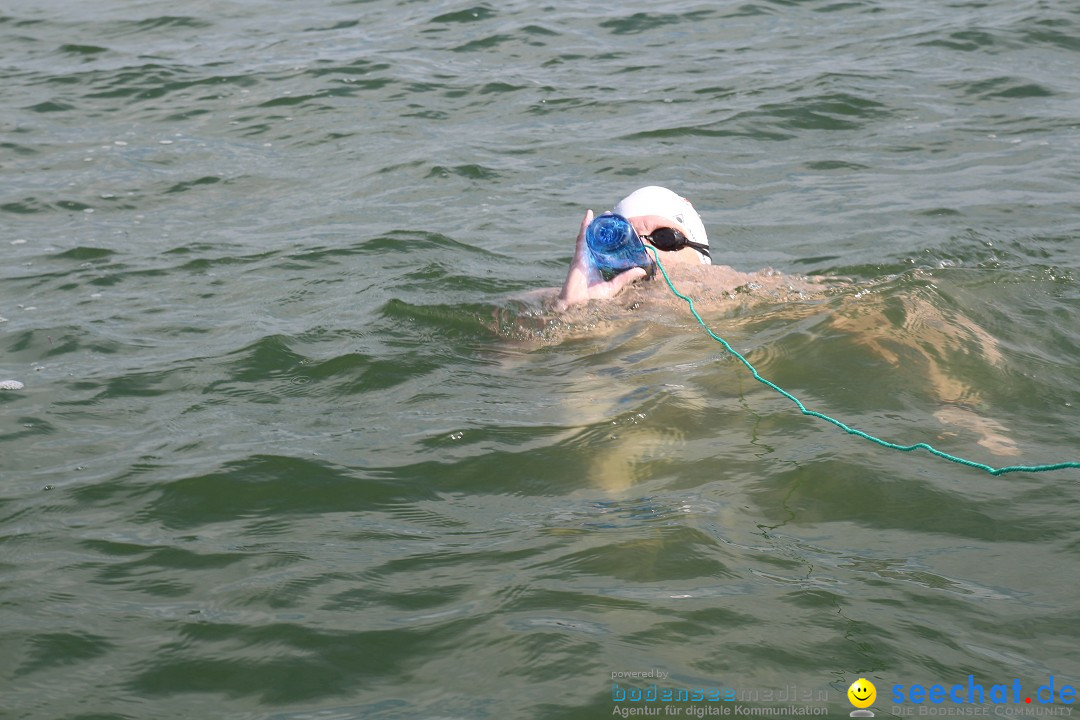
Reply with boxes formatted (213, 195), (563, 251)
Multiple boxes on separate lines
(644, 247), (1080, 475)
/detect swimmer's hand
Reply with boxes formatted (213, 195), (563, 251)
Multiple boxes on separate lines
(555, 210), (648, 311)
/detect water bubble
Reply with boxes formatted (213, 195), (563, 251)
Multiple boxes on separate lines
(0, 380), (25, 390)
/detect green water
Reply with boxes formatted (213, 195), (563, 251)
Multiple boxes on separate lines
(2, 1), (1079, 718)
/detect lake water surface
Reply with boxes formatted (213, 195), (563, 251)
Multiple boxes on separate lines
(2, 1), (1079, 718)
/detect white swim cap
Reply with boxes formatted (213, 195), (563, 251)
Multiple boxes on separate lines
(612, 186), (710, 264)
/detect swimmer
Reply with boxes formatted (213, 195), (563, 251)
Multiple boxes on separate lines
(554, 186), (757, 311)
(539, 185), (1020, 459)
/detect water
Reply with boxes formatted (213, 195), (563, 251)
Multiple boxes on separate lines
(2, 0), (1079, 718)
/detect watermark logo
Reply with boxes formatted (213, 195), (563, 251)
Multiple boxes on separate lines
(608, 671), (829, 717)
(890, 676), (1076, 716)
(849, 678), (877, 717)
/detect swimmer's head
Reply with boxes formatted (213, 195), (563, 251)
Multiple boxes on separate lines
(612, 186), (710, 265)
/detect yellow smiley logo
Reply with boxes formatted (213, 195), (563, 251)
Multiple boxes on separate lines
(848, 678), (876, 708)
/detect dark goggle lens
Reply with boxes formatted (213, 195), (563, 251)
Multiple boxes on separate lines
(642, 227), (711, 259)
(643, 227), (688, 250)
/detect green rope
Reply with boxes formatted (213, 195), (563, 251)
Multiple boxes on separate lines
(644, 247), (1080, 476)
